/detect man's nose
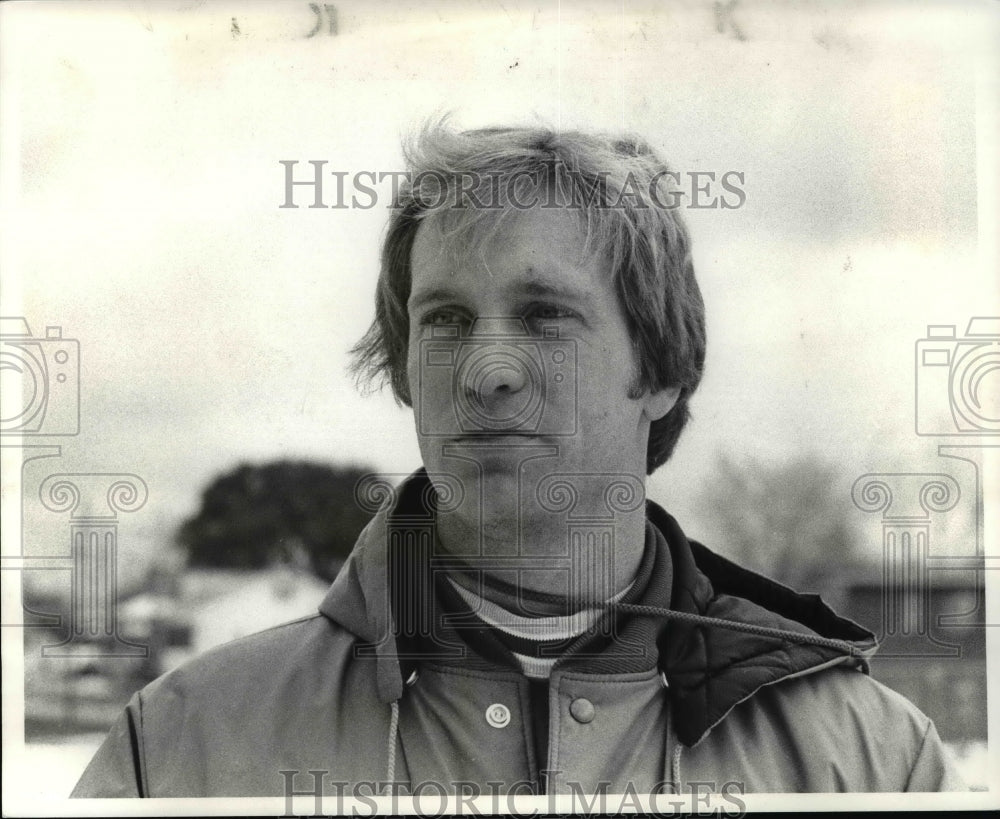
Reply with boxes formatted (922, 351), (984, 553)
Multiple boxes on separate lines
(464, 347), (529, 399)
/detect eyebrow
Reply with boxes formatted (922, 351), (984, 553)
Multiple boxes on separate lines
(407, 287), (461, 313)
(520, 279), (584, 300)
(408, 270), (595, 313)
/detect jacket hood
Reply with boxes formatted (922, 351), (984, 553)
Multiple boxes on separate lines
(320, 470), (878, 746)
(318, 494), (400, 702)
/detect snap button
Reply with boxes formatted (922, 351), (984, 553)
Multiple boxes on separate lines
(486, 703), (510, 728)
(569, 697), (595, 724)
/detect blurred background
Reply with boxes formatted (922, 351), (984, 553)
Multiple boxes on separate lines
(2, 0), (996, 796)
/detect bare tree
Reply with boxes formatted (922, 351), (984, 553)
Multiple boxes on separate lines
(696, 453), (863, 592)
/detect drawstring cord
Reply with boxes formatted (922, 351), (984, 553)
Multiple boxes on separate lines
(611, 602), (867, 657)
(383, 700), (400, 795)
(383, 669), (417, 794)
(663, 673), (683, 789)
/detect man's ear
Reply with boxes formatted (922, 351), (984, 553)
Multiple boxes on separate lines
(642, 386), (681, 422)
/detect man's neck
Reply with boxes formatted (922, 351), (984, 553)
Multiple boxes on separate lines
(434, 494), (647, 606)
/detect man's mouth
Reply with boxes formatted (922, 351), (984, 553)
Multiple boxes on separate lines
(446, 432), (546, 443)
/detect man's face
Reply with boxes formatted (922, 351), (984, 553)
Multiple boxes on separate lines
(406, 206), (677, 544)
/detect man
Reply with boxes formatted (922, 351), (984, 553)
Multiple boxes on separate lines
(73, 123), (963, 797)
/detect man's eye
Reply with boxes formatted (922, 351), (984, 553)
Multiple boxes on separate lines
(526, 304), (575, 321)
(421, 310), (467, 326)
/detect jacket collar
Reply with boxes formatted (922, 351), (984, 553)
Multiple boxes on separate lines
(320, 470), (878, 746)
(648, 501), (877, 745)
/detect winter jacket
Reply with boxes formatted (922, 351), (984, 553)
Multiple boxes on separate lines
(72, 471), (964, 797)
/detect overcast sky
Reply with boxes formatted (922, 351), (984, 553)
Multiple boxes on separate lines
(3, 0), (997, 585)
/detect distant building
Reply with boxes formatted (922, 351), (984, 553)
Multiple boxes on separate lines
(838, 565), (986, 743)
(119, 566), (330, 676)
